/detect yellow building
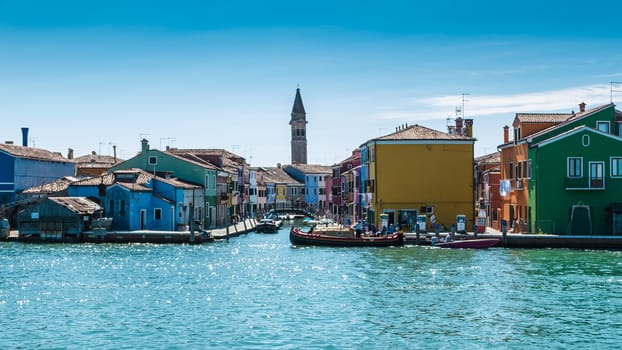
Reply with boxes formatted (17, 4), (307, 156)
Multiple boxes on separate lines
(360, 124), (476, 232)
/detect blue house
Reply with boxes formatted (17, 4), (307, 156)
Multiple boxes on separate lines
(283, 164), (332, 212)
(68, 169), (203, 231)
(0, 141), (75, 219)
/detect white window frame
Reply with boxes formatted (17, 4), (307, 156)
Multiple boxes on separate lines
(567, 157), (583, 178)
(611, 157), (622, 178)
(589, 161), (605, 189)
(596, 121), (610, 134)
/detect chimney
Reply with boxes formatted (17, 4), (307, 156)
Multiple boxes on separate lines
(277, 163), (281, 168)
(68, 148), (74, 160)
(579, 102), (586, 113)
(503, 125), (509, 144)
(21, 128), (29, 147)
(113, 144), (117, 162)
(455, 117), (463, 135)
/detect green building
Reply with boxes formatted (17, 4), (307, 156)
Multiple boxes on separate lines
(528, 104), (622, 234)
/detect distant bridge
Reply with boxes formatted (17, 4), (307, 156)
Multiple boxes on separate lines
(265, 208), (315, 219)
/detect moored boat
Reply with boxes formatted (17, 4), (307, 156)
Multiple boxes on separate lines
(255, 219), (279, 233)
(289, 226), (403, 247)
(434, 238), (500, 249)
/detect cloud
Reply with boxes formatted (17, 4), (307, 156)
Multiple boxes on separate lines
(374, 84), (614, 121)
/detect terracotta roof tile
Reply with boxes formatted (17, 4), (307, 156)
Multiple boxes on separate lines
(373, 124), (473, 142)
(263, 167), (302, 184)
(286, 164), (333, 174)
(0, 143), (71, 163)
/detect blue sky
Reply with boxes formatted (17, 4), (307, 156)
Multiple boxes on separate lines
(1, 0), (622, 166)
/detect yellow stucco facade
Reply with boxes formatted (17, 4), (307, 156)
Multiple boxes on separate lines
(367, 140), (475, 232)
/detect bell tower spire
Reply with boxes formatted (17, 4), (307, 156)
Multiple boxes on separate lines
(290, 87), (308, 164)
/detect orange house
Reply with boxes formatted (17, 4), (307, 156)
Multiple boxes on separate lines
(498, 102), (591, 232)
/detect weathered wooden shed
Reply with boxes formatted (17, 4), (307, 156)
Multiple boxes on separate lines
(18, 197), (102, 240)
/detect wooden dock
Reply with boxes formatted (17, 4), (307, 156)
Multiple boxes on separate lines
(2, 218), (257, 244)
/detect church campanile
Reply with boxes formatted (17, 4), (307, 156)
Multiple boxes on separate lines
(290, 87), (308, 164)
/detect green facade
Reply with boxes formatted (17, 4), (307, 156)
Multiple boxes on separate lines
(109, 141), (219, 227)
(529, 125), (622, 235)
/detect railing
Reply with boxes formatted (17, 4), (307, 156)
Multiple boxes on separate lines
(564, 177), (605, 190)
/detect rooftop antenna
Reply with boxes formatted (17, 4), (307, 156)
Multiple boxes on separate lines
(139, 133), (150, 141)
(461, 93), (470, 118)
(610, 81), (622, 103)
(160, 137), (176, 150)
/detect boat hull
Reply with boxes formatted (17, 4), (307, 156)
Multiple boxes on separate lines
(435, 238), (500, 249)
(256, 224), (279, 233)
(290, 227), (403, 247)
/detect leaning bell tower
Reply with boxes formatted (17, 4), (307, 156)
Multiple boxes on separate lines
(290, 87), (308, 164)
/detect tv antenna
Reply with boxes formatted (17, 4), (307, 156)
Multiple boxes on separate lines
(610, 81), (622, 103)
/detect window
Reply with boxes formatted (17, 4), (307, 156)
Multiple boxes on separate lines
(154, 208), (162, 220)
(596, 121), (610, 133)
(611, 157), (622, 177)
(590, 162), (604, 189)
(508, 162), (514, 179)
(516, 162), (523, 179)
(148, 156), (157, 165)
(526, 160), (532, 179)
(568, 157), (582, 178)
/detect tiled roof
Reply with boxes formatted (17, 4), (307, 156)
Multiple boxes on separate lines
(475, 152), (500, 164)
(263, 167), (302, 185)
(514, 113), (573, 123)
(161, 151), (221, 171)
(48, 197), (102, 214)
(371, 124), (473, 142)
(514, 103), (612, 125)
(71, 168), (199, 189)
(286, 163), (333, 174)
(526, 103), (614, 141)
(0, 143), (71, 162)
(21, 176), (81, 194)
(169, 148), (245, 166)
(74, 153), (122, 168)
(116, 182), (151, 192)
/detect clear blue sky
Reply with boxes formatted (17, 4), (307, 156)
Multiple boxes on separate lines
(2, 0), (621, 166)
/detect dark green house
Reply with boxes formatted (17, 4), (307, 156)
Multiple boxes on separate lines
(528, 103), (622, 235)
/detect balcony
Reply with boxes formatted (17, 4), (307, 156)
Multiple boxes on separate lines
(564, 177), (605, 190)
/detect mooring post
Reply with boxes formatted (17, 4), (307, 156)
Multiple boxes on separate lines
(473, 223), (478, 239)
(502, 221), (507, 247)
(451, 224), (456, 241)
(415, 224), (420, 245)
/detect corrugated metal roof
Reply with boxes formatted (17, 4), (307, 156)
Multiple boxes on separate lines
(48, 197), (102, 214)
(0, 143), (71, 162)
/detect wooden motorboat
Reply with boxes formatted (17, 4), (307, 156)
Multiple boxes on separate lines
(435, 237), (500, 249)
(255, 219), (279, 233)
(290, 226), (403, 247)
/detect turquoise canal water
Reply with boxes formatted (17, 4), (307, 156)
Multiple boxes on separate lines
(2, 226), (621, 349)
